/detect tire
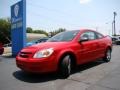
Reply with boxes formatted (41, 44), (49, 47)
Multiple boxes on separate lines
(103, 49), (111, 62)
(60, 55), (71, 78)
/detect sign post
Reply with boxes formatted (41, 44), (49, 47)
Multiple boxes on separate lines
(11, 0), (26, 56)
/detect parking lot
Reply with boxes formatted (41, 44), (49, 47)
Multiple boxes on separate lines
(0, 45), (120, 90)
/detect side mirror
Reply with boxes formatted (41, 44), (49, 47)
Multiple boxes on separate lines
(79, 37), (89, 42)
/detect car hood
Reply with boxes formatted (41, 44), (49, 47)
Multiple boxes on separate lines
(21, 42), (70, 53)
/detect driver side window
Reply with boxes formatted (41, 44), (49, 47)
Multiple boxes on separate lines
(80, 31), (96, 40)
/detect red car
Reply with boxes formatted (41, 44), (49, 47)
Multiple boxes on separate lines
(16, 29), (112, 77)
(0, 43), (4, 55)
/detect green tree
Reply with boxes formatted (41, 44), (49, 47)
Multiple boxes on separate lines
(0, 18), (11, 44)
(49, 28), (66, 37)
(26, 27), (33, 33)
(33, 30), (48, 36)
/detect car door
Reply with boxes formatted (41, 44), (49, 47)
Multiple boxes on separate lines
(77, 31), (98, 64)
(95, 32), (106, 58)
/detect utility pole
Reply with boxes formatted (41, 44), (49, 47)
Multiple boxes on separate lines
(112, 21), (114, 36)
(113, 12), (117, 36)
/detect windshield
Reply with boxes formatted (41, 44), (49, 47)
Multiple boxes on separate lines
(47, 30), (79, 42)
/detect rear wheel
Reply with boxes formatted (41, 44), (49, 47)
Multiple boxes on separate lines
(103, 49), (111, 62)
(60, 55), (71, 78)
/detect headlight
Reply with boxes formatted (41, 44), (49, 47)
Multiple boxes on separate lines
(33, 48), (54, 58)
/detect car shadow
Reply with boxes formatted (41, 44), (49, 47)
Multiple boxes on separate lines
(13, 59), (105, 83)
(13, 70), (60, 83)
(71, 59), (105, 74)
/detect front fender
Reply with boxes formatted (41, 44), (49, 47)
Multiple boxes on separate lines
(55, 48), (76, 69)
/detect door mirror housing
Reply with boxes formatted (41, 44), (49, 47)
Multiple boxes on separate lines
(79, 37), (89, 42)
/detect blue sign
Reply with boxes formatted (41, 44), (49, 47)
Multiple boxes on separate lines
(11, 0), (26, 56)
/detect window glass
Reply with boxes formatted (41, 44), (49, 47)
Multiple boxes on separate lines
(48, 30), (79, 42)
(80, 31), (96, 40)
(89, 32), (96, 40)
(96, 33), (104, 39)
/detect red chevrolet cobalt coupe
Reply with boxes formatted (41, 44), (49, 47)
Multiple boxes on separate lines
(16, 29), (112, 77)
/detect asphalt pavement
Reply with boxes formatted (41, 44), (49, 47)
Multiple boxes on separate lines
(0, 45), (120, 90)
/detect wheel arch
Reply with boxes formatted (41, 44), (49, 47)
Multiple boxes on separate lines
(106, 45), (112, 52)
(57, 50), (77, 70)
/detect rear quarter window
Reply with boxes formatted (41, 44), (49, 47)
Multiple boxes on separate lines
(96, 33), (104, 39)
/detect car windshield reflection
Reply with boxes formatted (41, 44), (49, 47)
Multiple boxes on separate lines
(47, 30), (79, 42)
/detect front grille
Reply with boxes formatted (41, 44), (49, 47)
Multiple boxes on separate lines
(19, 52), (32, 58)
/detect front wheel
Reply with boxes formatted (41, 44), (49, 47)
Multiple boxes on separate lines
(103, 49), (111, 62)
(60, 55), (71, 78)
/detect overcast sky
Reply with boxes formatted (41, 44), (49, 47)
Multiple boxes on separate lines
(0, 0), (120, 35)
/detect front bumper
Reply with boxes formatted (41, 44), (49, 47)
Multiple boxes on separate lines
(16, 55), (58, 73)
